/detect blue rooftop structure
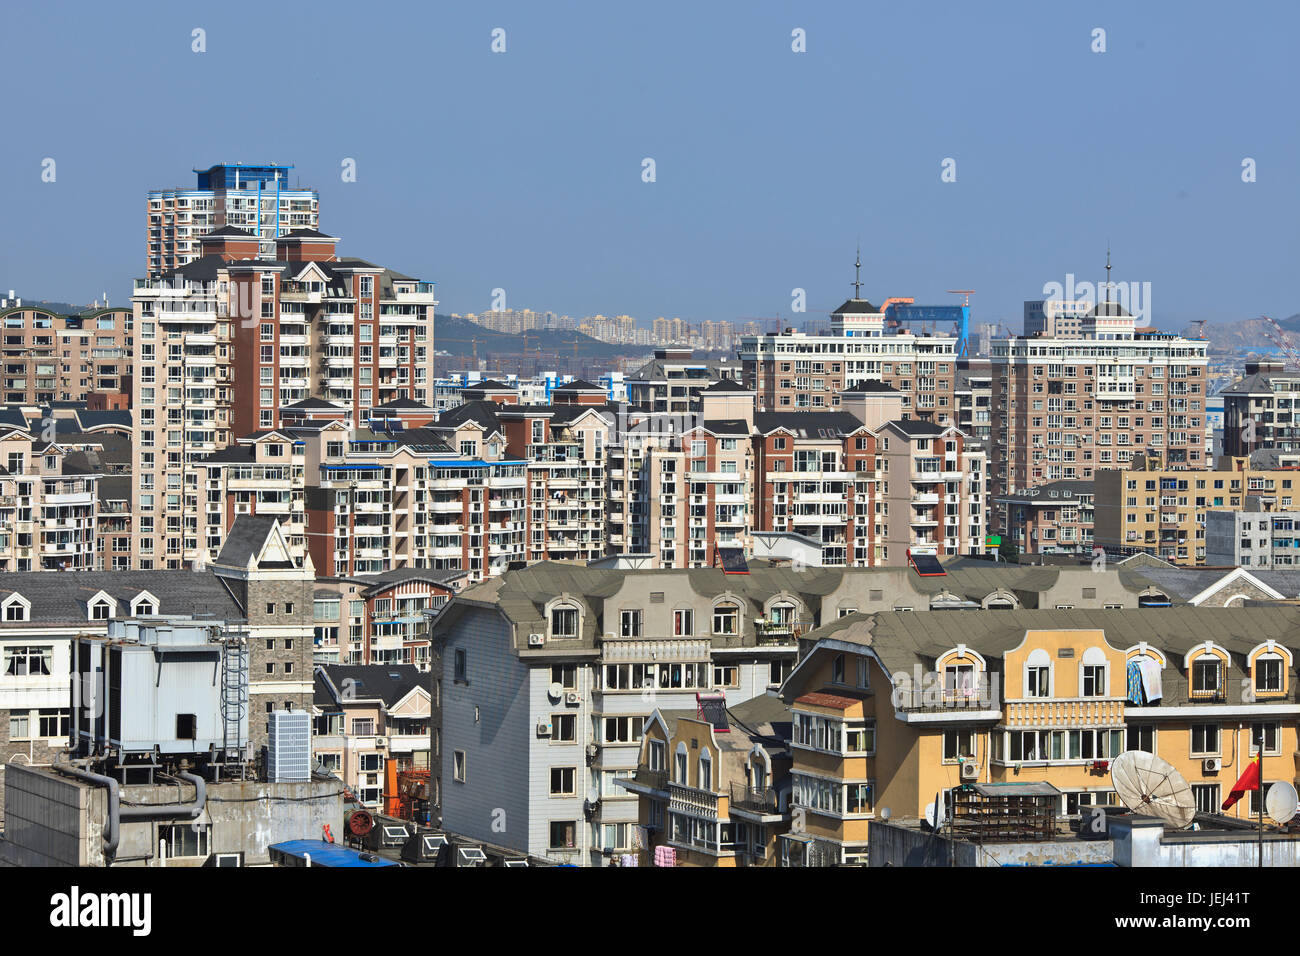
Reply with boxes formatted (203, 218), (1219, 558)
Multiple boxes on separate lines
(268, 840), (399, 867)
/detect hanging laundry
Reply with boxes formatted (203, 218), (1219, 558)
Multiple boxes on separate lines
(1126, 659), (1145, 705)
(1137, 656), (1162, 702)
(621, 853), (638, 867)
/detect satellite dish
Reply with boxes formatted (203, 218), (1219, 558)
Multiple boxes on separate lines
(547, 682), (564, 700)
(1267, 780), (1299, 825)
(880, 807), (891, 821)
(924, 801), (947, 830)
(1110, 750), (1196, 829)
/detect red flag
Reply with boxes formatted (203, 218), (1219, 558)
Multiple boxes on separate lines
(1221, 756), (1261, 811)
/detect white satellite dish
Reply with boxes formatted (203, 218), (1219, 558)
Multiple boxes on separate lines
(1266, 780), (1299, 825)
(547, 682), (564, 700)
(1110, 750), (1196, 829)
(924, 800), (947, 830)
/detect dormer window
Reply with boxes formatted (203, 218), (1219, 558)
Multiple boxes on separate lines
(91, 600), (111, 621)
(711, 602), (739, 636)
(3, 595), (29, 622)
(1256, 658), (1283, 694)
(1191, 657), (1223, 701)
(549, 604), (579, 639)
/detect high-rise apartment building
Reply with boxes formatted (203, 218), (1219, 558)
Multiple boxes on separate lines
(1221, 360), (1300, 457)
(739, 298), (959, 420)
(131, 225), (436, 569)
(0, 301), (132, 406)
(989, 305), (1208, 529)
(146, 163), (318, 275)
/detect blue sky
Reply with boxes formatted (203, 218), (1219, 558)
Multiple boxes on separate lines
(1, 0), (1296, 329)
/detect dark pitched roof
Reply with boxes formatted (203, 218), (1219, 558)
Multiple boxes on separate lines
(0, 571), (242, 624)
(700, 419), (751, 436)
(437, 401), (503, 432)
(887, 418), (946, 437)
(315, 664), (426, 709)
(702, 378), (750, 393)
(831, 298), (879, 314)
(463, 379), (516, 392)
(202, 226), (257, 239)
(553, 379), (605, 392)
(213, 515), (281, 569)
(371, 397), (433, 410)
(284, 396), (342, 410)
(753, 411), (865, 438)
(841, 379), (900, 394)
(76, 410), (132, 430)
(279, 228), (338, 240)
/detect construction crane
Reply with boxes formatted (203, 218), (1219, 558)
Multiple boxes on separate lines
(1188, 319), (1208, 340)
(1262, 316), (1300, 370)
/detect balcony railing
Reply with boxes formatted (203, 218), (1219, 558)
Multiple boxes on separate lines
(729, 782), (779, 815)
(633, 766), (668, 791)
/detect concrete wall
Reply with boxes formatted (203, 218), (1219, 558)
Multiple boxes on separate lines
(1, 763), (343, 867)
(868, 819), (1114, 867)
(1112, 816), (1300, 867)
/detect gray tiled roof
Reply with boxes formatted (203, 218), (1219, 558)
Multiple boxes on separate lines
(0, 571), (242, 624)
(800, 606), (1300, 707)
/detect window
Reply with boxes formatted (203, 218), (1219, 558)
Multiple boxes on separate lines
(1192, 657), (1223, 698)
(712, 602), (738, 635)
(944, 664), (975, 700)
(699, 752), (713, 790)
(359, 753), (382, 772)
(265, 602), (275, 615)
(4, 645), (51, 676)
(845, 782), (874, 815)
(1024, 648), (1051, 697)
(1190, 723), (1220, 757)
(603, 716), (643, 744)
(550, 604), (579, 639)
(1250, 722), (1280, 756)
(1081, 664), (1107, 697)
(712, 664), (739, 688)
(943, 729), (976, 762)
(38, 709), (68, 738)
(1126, 725), (1155, 753)
(846, 722), (876, 755)
(619, 609), (641, 638)
(648, 739), (666, 771)
(551, 714), (576, 741)
(453, 750), (467, 782)
(673, 609), (693, 636)
(9, 714), (29, 740)
(91, 600), (112, 620)
(159, 823), (209, 858)
(550, 766), (576, 795)
(831, 654), (846, 684)
(454, 649), (467, 683)
(1192, 784), (1220, 814)
(550, 664), (577, 690)
(351, 718), (375, 735)
(4, 601), (28, 622)
(1256, 657), (1284, 694)
(176, 714), (196, 740)
(549, 820), (576, 849)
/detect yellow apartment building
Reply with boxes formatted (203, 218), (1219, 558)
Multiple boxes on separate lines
(778, 606), (1300, 866)
(1093, 453), (1300, 564)
(620, 694), (791, 866)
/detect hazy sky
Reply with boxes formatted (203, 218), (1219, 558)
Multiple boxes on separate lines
(1, 0), (1296, 329)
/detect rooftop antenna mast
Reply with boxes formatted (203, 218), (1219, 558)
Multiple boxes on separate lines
(852, 243), (864, 300)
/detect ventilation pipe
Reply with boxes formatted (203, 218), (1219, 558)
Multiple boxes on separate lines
(54, 762), (120, 856)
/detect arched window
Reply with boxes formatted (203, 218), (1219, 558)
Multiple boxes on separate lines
(1025, 648), (1051, 698)
(674, 743), (688, 784)
(1080, 647), (1108, 697)
(712, 601), (739, 636)
(699, 752), (713, 791)
(548, 602), (580, 639)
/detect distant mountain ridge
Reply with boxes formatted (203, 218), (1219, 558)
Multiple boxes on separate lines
(1185, 313), (1300, 352)
(433, 314), (635, 360)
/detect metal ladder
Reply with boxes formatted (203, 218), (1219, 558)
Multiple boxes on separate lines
(219, 633), (248, 780)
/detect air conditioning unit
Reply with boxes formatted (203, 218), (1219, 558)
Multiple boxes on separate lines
(960, 761), (979, 781)
(528, 633), (545, 647)
(565, 691), (582, 706)
(1202, 757), (1221, 773)
(536, 720), (552, 737)
(374, 736), (387, 748)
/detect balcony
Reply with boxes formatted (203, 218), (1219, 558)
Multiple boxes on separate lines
(755, 620), (802, 644)
(729, 782), (780, 815)
(634, 766), (668, 792)
(668, 782), (719, 818)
